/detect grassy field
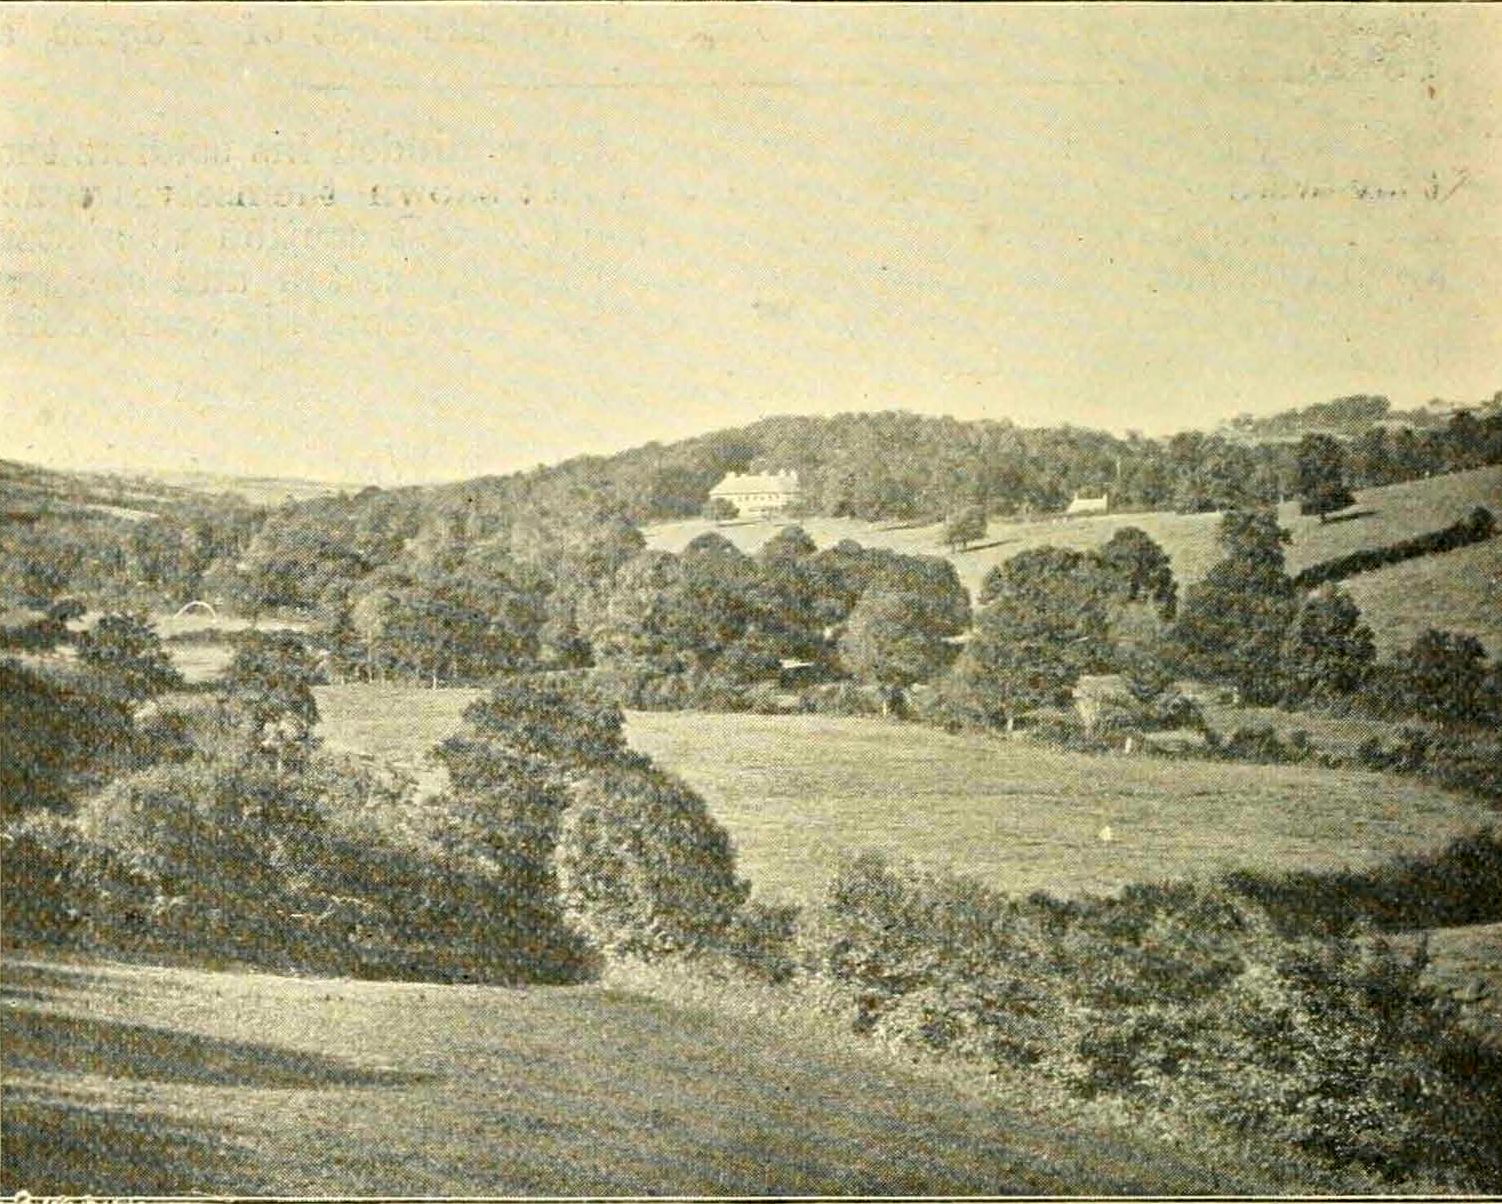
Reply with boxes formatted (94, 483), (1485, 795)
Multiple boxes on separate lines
(1343, 536), (1502, 656)
(626, 711), (1497, 905)
(646, 465), (1501, 651)
(0, 955), (1295, 1196)
(312, 689), (1497, 906)
(315, 684), (485, 763)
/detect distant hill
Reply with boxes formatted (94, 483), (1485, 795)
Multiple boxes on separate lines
(138, 469), (363, 507)
(0, 458), (195, 523)
(648, 464), (1502, 655)
(1220, 391), (1502, 442)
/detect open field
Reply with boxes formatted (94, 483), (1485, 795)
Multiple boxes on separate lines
(0, 955), (1289, 1196)
(316, 684), (484, 763)
(646, 465), (1501, 648)
(1344, 536), (1502, 656)
(310, 688), (1495, 907)
(626, 711), (1497, 905)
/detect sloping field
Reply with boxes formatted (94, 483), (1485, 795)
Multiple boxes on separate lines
(626, 711), (1497, 906)
(0, 956), (1287, 1196)
(645, 465), (1501, 601)
(1342, 536), (1502, 656)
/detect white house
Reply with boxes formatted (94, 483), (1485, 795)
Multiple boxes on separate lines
(708, 471), (802, 520)
(1065, 491), (1109, 517)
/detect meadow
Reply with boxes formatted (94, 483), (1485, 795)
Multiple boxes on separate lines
(646, 464), (1502, 653)
(626, 711), (1497, 905)
(310, 686), (1497, 907)
(0, 955), (1292, 1196)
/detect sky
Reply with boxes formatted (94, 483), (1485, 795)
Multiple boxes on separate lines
(3, 4), (1499, 485)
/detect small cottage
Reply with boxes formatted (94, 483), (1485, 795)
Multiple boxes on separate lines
(1065, 492), (1109, 517)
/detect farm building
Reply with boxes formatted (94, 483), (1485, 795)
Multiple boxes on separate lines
(1065, 492), (1109, 517)
(709, 470), (802, 519)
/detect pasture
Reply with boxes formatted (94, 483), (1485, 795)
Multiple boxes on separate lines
(626, 711), (1497, 905)
(0, 955), (1288, 1196)
(311, 686), (1496, 907)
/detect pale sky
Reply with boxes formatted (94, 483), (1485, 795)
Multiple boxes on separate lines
(3, 4), (1499, 485)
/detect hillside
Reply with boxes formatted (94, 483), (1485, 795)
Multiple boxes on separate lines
(0, 459), (192, 523)
(1, 955), (1298, 1196)
(647, 464), (1501, 653)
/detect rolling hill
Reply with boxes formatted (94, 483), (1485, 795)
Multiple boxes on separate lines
(0, 955), (1305, 1196)
(646, 464), (1501, 654)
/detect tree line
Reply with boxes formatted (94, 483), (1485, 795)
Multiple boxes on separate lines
(4, 401), (1499, 622)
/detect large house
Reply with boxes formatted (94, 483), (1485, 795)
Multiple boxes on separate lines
(708, 470), (802, 520)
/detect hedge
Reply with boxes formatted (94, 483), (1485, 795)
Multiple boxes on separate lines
(1292, 506), (1495, 590)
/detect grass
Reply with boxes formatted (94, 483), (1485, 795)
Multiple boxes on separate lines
(315, 683), (484, 763)
(625, 711), (1497, 906)
(307, 688), (1496, 908)
(646, 464), (1501, 651)
(1343, 535), (1502, 656)
(0, 954), (1300, 1196)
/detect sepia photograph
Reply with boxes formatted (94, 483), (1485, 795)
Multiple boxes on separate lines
(2, 2), (1500, 1196)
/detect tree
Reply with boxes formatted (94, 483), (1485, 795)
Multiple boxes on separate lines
(839, 558), (970, 690)
(555, 763), (748, 959)
(1397, 629), (1493, 728)
(1173, 511), (1298, 704)
(221, 632), (322, 771)
(1280, 586), (1376, 703)
(1296, 434), (1357, 523)
(1098, 526), (1178, 618)
(942, 506), (988, 552)
(75, 613), (183, 702)
(0, 659), (134, 815)
(945, 547), (1116, 728)
(704, 497), (739, 523)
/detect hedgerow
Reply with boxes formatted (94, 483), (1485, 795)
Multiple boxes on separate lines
(1292, 505), (1495, 590)
(698, 852), (1502, 1189)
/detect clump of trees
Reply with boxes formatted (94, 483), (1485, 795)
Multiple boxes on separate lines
(1173, 512), (1300, 705)
(1295, 433), (1357, 522)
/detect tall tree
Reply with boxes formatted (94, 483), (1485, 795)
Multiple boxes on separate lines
(221, 631), (322, 771)
(838, 557), (969, 690)
(1296, 434), (1357, 523)
(1173, 511), (1299, 704)
(945, 547), (1116, 728)
(1098, 526), (1178, 618)
(942, 506), (988, 552)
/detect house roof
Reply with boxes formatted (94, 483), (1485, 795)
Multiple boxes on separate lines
(710, 471), (801, 496)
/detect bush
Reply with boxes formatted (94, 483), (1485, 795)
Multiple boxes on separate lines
(719, 900), (802, 983)
(556, 764), (749, 960)
(1222, 828), (1502, 936)
(793, 852), (1502, 1186)
(1, 658), (136, 816)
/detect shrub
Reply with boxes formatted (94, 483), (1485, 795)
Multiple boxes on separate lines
(719, 900), (802, 983)
(1222, 828), (1502, 936)
(1, 658), (136, 815)
(794, 852), (1502, 1185)
(556, 764), (749, 960)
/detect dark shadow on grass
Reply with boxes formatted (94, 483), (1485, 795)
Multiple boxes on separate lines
(0, 1085), (265, 1196)
(952, 537), (1019, 555)
(3, 1007), (439, 1088)
(1319, 508), (1377, 525)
